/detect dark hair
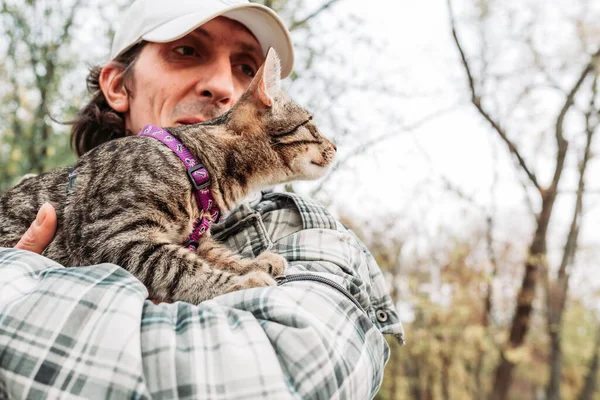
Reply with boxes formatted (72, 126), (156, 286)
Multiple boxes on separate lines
(70, 42), (146, 157)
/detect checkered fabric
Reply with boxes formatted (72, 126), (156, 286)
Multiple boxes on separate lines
(0, 191), (404, 399)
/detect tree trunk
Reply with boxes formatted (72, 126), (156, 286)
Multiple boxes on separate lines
(577, 325), (600, 400)
(491, 205), (551, 400)
(547, 79), (597, 400)
(546, 331), (562, 400)
(490, 252), (542, 400)
(407, 358), (422, 400)
(424, 371), (434, 400)
(474, 350), (484, 399)
(441, 352), (451, 400)
(475, 264), (494, 399)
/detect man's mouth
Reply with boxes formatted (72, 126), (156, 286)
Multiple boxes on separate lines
(175, 117), (206, 126)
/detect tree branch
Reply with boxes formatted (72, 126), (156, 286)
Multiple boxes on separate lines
(447, 0), (543, 195)
(549, 47), (600, 194)
(55, 0), (83, 48)
(555, 74), (598, 313)
(309, 103), (459, 196)
(545, 71), (598, 400)
(288, 0), (342, 31)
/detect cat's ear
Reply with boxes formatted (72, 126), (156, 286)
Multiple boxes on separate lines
(255, 47), (282, 108)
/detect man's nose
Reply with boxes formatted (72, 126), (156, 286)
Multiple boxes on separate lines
(197, 57), (235, 106)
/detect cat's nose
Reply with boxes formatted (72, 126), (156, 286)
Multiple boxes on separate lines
(327, 140), (337, 152)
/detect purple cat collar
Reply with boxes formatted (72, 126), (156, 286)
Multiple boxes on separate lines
(138, 124), (220, 251)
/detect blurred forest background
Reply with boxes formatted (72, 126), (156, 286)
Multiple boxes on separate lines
(1, 0), (600, 399)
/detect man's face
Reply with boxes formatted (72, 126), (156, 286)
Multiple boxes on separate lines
(122, 17), (264, 133)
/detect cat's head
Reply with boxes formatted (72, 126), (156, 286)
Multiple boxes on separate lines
(228, 48), (337, 181)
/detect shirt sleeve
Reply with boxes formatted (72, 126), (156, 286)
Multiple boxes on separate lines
(0, 241), (389, 399)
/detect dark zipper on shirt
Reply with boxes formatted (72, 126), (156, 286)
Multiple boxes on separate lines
(275, 274), (365, 313)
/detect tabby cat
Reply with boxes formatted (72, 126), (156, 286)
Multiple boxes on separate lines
(0, 49), (337, 304)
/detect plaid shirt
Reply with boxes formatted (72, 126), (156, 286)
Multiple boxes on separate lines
(0, 191), (404, 399)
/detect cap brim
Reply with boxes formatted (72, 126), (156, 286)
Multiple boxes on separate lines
(142, 4), (294, 78)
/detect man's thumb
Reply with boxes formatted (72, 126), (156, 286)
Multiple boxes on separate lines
(15, 202), (57, 254)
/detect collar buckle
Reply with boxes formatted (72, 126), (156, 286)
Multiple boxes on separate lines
(187, 163), (211, 191)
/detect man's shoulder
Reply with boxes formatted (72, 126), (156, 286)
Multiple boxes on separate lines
(259, 190), (340, 230)
(212, 190), (342, 242)
(212, 190), (406, 345)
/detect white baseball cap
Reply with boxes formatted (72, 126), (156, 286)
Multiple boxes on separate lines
(110, 0), (295, 78)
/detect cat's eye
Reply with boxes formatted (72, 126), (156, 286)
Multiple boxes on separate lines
(173, 46), (196, 56)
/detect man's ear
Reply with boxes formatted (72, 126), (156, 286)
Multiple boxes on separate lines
(99, 63), (130, 113)
(255, 48), (282, 108)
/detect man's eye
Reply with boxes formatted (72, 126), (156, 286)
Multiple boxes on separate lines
(240, 64), (256, 77)
(174, 46), (196, 56)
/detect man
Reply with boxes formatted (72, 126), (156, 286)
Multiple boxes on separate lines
(1, 0), (405, 398)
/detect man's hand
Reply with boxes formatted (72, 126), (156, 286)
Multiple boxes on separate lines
(15, 202), (57, 254)
(12, 203), (169, 305)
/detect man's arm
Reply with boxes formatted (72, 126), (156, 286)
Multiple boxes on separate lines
(0, 246), (389, 399)
(1, 193), (402, 399)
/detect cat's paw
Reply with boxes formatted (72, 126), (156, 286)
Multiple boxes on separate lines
(251, 251), (287, 276)
(225, 270), (277, 293)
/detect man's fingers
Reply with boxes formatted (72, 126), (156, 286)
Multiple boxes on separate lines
(15, 202), (57, 254)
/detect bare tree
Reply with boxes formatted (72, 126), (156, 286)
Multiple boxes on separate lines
(446, 0), (600, 398)
(0, 0), (83, 185)
(0, 0), (128, 189)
